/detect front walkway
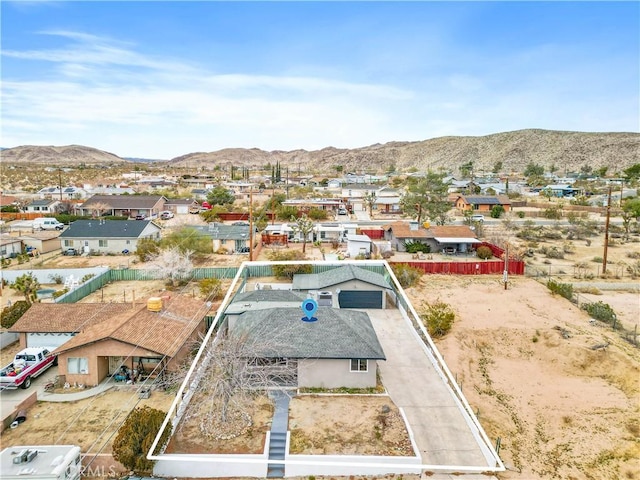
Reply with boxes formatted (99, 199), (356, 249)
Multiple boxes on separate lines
(366, 309), (491, 467)
(38, 376), (114, 402)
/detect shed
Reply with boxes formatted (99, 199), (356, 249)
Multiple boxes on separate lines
(346, 233), (372, 258)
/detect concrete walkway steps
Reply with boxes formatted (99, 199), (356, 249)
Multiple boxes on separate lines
(266, 390), (292, 478)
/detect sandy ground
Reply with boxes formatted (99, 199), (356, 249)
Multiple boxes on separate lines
(289, 395), (413, 456)
(0, 389), (174, 453)
(406, 275), (640, 480)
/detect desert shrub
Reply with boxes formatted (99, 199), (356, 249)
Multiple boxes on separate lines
(268, 250), (312, 279)
(276, 205), (299, 220)
(420, 301), (455, 338)
(582, 301), (617, 326)
(81, 273), (95, 283)
(112, 406), (170, 473)
(307, 207), (328, 220)
(390, 263), (423, 288)
(545, 247), (565, 259)
(543, 206), (562, 220)
(199, 278), (223, 300)
(52, 288), (69, 299)
(517, 211), (526, 218)
(542, 229), (563, 240)
(562, 242), (575, 254)
(403, 241), (431, 254)
(490, 205), (505, 218)
(48, 273), (63, 284)
(626, 260), (640, 278)
(592, 256), (603, 263)
(546, 279), (574, 301)
(0, 301), (31, 328)
(136, 237), (160, 262)
(627, 251), (640, 259)
(476, 246), (493, 260)
(381, 250), (393, 259)
(0, 258), (10, 267)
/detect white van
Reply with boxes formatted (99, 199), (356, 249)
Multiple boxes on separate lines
(33, 218), (64, 231)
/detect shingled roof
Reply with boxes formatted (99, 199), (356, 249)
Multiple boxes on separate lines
(54, 296), (210, 358)
(233, 307), (385, 360)
(80, 194), (165, 209)
(9, 303), (134, 333)
(59, 219), (158, 238)
(292, 265), (389, 291)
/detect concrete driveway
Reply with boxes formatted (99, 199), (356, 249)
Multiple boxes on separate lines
(367, 309), (493, 468)
(0, 373), (51, 417)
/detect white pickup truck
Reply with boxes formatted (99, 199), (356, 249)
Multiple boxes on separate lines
(0, 347), (57, 390)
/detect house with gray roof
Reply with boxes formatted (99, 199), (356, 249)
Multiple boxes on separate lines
(231, 306), (385, 388)
(193, 222), (256, 253)
(293, 264), (390, 308)
(59, 219), (161, 255)
(24, 199), (61, 214)
(77, 194), (166, 218)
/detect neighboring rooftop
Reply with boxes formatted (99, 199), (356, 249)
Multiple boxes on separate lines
(292, 264), (389, 291)
(59, 219), (156, 238)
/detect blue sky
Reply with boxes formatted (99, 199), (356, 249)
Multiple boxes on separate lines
(1, 1), (638, 159)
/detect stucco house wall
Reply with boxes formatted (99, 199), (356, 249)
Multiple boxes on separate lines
(56, 339), (160, 386)
(298, 358), (377, 388)
(60, 237), (137, 254)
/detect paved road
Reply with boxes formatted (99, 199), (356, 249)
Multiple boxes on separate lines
(367, 309), (493, 468)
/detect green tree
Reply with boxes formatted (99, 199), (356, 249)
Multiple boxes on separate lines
(623, 163), (640, 183)
(136, 237), (160, 262)
(112, 406), (170, 473)
(492, 161), (503, 174)
(206, 186), (235, 206)
(290, 214), (315, 253)
(12, 272), (40, 305)
(524, 162), (544, 177)
(621, 197), (640, 240)
(161, 227), (211, 255)
(276, 205), (298, 220)
(490, 205), (505, 218)
(268, 250), (312, 279)
(400, 172), (450, 225)
(459, 161), (474, 177)
(335, 165), (344, 174)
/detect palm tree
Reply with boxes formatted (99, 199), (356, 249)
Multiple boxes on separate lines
(12, 272), (40, 305)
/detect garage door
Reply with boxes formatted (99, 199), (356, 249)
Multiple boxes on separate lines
(338, 290), (383, 309)
(27, 333), (74, 348)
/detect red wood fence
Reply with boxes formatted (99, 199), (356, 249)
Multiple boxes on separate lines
(391, 260), (525, 275)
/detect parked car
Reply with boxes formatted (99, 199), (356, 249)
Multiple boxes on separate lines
(470, 214), (485, 223)
(63, 247), (78, 256)
(160, 211), (174, 220)
(135, 214), (147, 220)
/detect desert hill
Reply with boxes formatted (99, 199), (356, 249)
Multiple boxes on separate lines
(169, 129), (639, 174)
(3, 129), (638, 174)
(1, 145), (128, 165)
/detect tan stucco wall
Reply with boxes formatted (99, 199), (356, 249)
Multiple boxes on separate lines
(298, 358), (377, 388)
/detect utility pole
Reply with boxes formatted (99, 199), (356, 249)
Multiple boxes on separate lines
(602, 186), (612, 274)
(248, 188), (253, 261)
(58, 168), (63, 202)
(503, 243), (509, 290)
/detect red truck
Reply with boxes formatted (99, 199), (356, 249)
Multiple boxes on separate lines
(0, 347), (57, 390)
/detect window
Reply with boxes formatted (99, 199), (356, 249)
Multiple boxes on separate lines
(350, 359), (368, 372)
(126, 240), (130, 245)
(68, 357), (89, 374)
(64, 240), (72, 247)
(99, 239), (108, 247)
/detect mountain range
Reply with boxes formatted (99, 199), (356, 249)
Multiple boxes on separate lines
(2, 129), (638, 175)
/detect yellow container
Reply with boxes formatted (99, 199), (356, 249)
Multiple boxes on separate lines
(147, 297), (163, 312)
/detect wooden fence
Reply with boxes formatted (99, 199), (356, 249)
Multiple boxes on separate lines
(391, 260), (525, 275)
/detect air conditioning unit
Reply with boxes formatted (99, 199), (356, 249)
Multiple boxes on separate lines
(317, 291), (333, 307)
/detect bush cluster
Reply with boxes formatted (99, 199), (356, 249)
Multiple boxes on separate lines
(390, 263), (423, 288)
(0, 301), (31, 328)
(421, 301), (456, 338)
(403, 241), (431, 254)
(546, 279), (574, 301)
(475, 246), (493, 260)
(199, 278), (223, 300)
(267, 250), (312, 279)
(582, 301), (618, 326)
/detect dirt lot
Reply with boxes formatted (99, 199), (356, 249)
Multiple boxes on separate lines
(0, 389), (174, 453)
(406, 275), (640, 480)
(289, 395), (414, 456)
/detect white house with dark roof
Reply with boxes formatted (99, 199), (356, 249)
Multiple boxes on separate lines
(231, 306), (385, 389)
(58, 219), (161, 254)
(77, 194), (166, 218)
(292, 264), (390, 308)
(24, 199), (61, 214)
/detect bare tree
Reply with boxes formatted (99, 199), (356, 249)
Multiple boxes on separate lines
(180, 324), (298, 440)
(147, 247), (194, 287)
(88, 201), (112, 218)
(363, 191), (377, 217)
